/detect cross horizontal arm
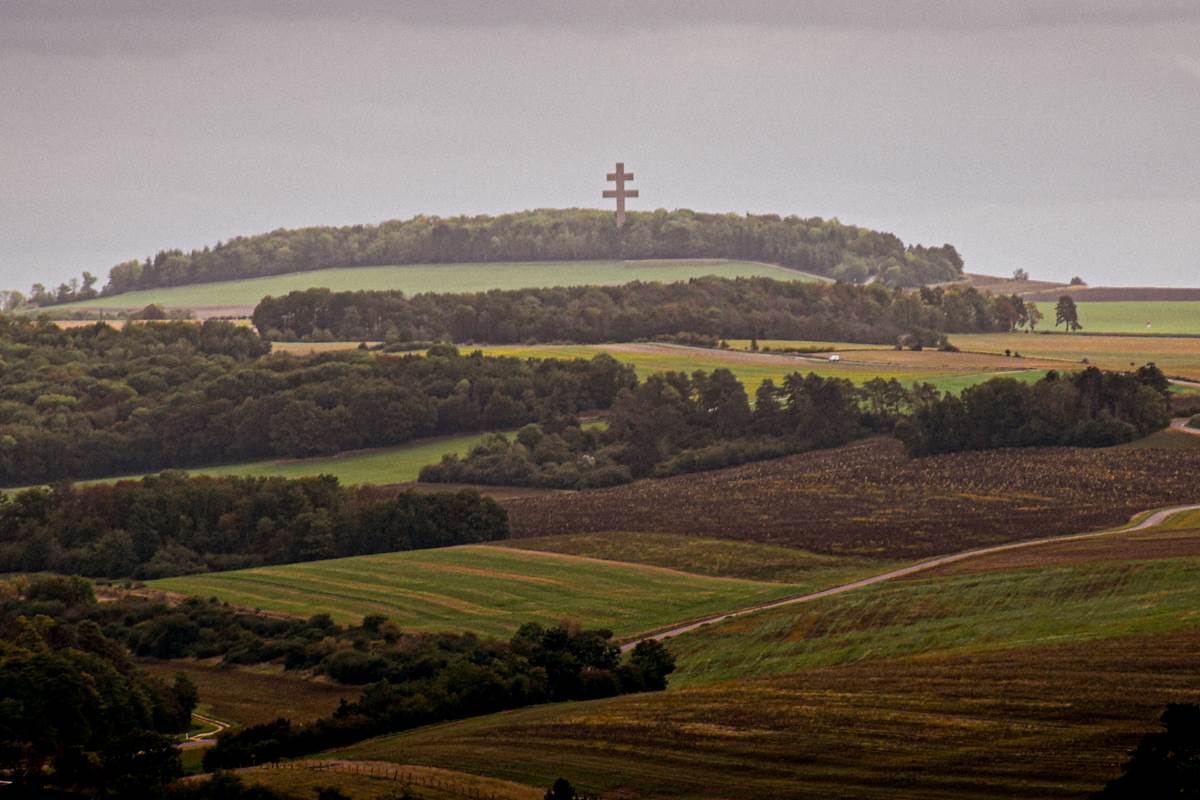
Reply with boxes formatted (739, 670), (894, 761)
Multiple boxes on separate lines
(623, 189), (639, 198)
(602, 190), (620, 198)
(606, 172), (634, 181)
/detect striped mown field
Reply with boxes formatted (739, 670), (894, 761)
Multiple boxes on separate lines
(150, 545), (829, 638)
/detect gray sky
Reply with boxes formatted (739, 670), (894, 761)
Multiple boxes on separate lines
(2, 1), (1198, 290)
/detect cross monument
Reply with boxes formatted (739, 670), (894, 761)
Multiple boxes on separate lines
(603, 162), (638, 227)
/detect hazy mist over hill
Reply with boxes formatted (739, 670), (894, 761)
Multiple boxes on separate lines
(2, 1), (1198, 289)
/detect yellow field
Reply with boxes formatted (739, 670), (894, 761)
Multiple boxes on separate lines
(951, 332), (1200, 380)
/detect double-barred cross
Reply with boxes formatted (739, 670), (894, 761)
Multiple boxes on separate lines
(603, 162), (638, 227)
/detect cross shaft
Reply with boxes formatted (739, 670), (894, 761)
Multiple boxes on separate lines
(603, 162), (638, 226)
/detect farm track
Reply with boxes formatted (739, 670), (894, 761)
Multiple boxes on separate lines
(619, 502), (1200, 652)
(179, 712), (230, 750)
(1172, 417), (1200, 435)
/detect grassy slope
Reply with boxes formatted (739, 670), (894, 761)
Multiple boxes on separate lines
(149, 545), (848, 638)
(67, 431), (488, 489)
(52, 259), (816, 311)
(326, 524), (1200, 799)
(1033, 300), (1200, 335)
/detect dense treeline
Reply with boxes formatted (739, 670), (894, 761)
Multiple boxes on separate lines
(0, 474), (507, 578)
(203, 621), (675, 770)
(43, 208), (962, 303)
(896, 366), (1172, 455)
(0, 575), (198, 797)
(424, 365), (1173, 489)
(0, 318), (634, 485)
(253, 278), (1037, 345)
(422, 370), (914, 488)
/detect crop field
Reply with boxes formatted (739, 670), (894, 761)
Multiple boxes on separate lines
(498, 532), (898, 583)
(477, 342), (1048, 398)
(502, 437), (1200, 558)
(950, 332), (1200, 380)
(334, 630), (1200, 799)
(149, 546), (813, 638)
(48, 259), (813, 314)
(139, 661), (360, 728)
(1032, 300), (1200, 335)
(232, 762), (541, 800)
(665, 554), (1200, 686)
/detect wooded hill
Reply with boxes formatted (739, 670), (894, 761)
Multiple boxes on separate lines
(49, 209), (964, 304)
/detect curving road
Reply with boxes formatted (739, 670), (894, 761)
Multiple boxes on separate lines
(178, 713), (231, 750)
(620, 502), (1200, 652)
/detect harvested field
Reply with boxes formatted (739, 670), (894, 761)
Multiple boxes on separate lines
(232, 761), (540, 800)
(139, 661), (360, 727)
(334, 630), (1200, 799)
(1025, 286), (1200, 302)
(950, 332), (1200, 381)
(915, 521), (1200, 578)
(954, 271), (1069, 296)
(502, 437), (1200, 558)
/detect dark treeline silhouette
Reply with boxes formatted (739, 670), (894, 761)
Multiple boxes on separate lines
(0, 575), (198, 797)
(1094, 704), (1200, 798)
(253, 278), (1034, 345)
(424, 365), (1173, 489)
(0, 318), (635, 485)
(896, 365), (1171, 455)
(203, 620), (675, 770)
(39, 208), (964, 303)
(0, 474), (507, 578)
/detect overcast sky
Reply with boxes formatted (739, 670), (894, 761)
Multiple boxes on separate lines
(2, 1), (1198, 290)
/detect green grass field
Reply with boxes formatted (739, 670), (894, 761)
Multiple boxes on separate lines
(952, 331), (1200, 381)
(665, 556), (1200, 687)
(50, 259), (818, 312)
(1034, 301), (1200, 335)
(476, 343), (1048, 398)
(13, 432), (488, 492)
(149, 545), (828, 639)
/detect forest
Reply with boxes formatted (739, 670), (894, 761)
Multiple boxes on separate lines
(0, 475), (507, 578)
(422, 366), (1173, 490)
(0, 575), (198, 798)
(0, 319), (634, 485)
(22, 209), (966, 305)
(252, 278), (1038, 345)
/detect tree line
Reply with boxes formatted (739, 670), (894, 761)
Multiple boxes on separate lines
(253, 278), (1041, 346)
(0, 474), (507, 579)
(0, 574), (199, 798)
(0, 319), (634, 486)
(896, 365), (1171, 455)
(422, 365), (1173, 490)
(202, 621), (675, 770)
(14, 208), (967, 307)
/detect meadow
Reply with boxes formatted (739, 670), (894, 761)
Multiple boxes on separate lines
(476, 342), (1050, 398)
(42, 431), (490, 489)
(1032, 300), (1200, 335)
(951, 331), (1200, 381)
(49, 259), (814, 313)
(149, 545), (833, 638)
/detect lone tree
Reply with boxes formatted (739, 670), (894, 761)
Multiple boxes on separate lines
(1055, 295), (1082, 332)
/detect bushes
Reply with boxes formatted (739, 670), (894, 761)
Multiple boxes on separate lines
(0, 475), (508, 578)
(203, 621), (676, 770)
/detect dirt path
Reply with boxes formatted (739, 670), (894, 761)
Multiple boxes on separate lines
(178, 713), (231, 750)
(1171, 417), (1200, 436)
(619, 502), (1200, 652)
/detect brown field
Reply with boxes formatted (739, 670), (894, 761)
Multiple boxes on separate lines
(1025, 286), (1200, 302)
(953, 272), (1070, 296)
(270, 341), (379, 355)
(228, 762), (540, 800)
(139, 661), (361, 727)
(950, 332), (1200, 381)
(502, 437), (1200, 558)
(336, 630), (1200, 799)
(915, 519), (1200, 578)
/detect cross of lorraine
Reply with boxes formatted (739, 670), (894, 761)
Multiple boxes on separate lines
(603, 162), (638, 227)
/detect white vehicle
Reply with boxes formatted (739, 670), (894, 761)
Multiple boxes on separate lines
(828, 354), (842, 362)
